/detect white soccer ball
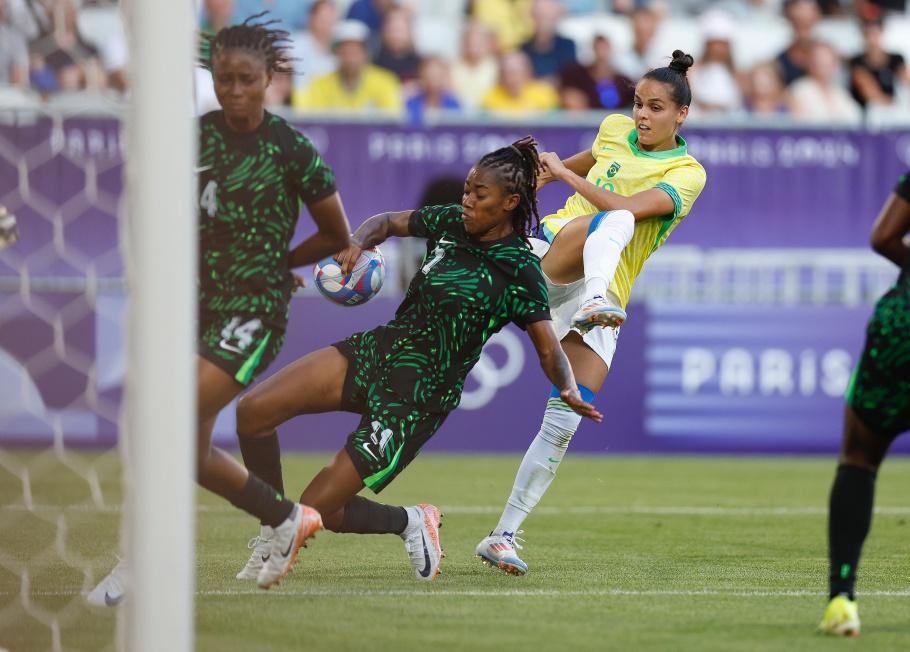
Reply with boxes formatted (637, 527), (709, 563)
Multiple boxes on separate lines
(313, 247), (385, 306)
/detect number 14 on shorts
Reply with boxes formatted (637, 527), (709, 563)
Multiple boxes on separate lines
(219, 317), (262, 354)
(361, 420), (393, 461)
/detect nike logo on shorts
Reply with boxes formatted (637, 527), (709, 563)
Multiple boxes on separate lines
(195, 165), (213, 173)
(219, 338), (244, 354)
(361, 442), (379, 461)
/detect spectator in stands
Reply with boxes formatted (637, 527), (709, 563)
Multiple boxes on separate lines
(614, 5), (664, 80)
(470, 0), (534, 53)
(690, 10), (743, 114)
(201, 0), (234, 35)
(374, 5), (421, 88)
(789, 41), (862, 124)
(346, 0), (397, 34)
(29, 0), (105, 93)
(557, 34), (633, 110)
(293, 19), (402, 114)
(520, 0), (577, 81)
(292, 0), (339, 93)
(232, 0), (310, 31)
(0, 0), (29, 87)
(451, 21), (498, 110)
(482, 50), (559, 114)
(405, 56), (461, 125)
(776, 0), (820, 85)
(744, 62), (789, 115)
(849, 15), (909, 109)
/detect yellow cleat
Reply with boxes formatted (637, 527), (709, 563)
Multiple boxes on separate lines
(818, 595), (860, 637)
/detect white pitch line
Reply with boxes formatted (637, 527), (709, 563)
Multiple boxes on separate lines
(3, 504), (910, 516)
(5, 589), (910, 599)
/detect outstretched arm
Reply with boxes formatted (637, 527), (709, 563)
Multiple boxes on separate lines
(539, 152), (674, 220)
(337, 210), (415, 275)
(288, 192), (351, 268)
(526, 320), (602, 422)
(537, 149), (596, 190)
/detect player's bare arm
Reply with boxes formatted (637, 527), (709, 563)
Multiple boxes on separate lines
(869, 192), (910, 267)
(288, 192), (351, 268)
(337, 210), (414, 274)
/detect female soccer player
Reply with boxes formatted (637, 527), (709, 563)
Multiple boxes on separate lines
(87, 15), (351, 604)
(235, 138), (602, 584)
(475, 50), (707, 575)
(818, 171), (910, 637)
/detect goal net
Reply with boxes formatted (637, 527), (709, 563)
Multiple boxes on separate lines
(0, 1), (196, 650)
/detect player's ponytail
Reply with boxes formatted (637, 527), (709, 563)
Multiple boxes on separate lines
(477, 136), (541, 244)
(200, 12), (294, 74)
(643, 50), (694, 107)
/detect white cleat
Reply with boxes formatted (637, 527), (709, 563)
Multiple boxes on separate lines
(256, 504), (322, 590)
(236, 525), (274, 580)
(86, 557), (127, 607)
(400, 503), (444, 581)
(570, 296), (626, 334)
(475, 532), (528, 576)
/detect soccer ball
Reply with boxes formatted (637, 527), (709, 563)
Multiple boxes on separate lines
(313, 247), (385, 306)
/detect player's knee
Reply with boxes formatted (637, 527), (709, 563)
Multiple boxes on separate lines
(588, 209), (634, 247)
(236, 392), (268, 438)
(539, 400), (583, 449)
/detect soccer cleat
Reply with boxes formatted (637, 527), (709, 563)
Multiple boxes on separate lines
(475, 531), (528, 576)
(256, 504), (323, 590)
(86, 557), (127, 607)
(818, 595), (860, 637)
(570, 296), (626, 334)
(400, 503), (444, 581)
(235, 525), (274, 580)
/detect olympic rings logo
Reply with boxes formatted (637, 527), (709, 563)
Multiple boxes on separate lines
(459, 328), (525, 410)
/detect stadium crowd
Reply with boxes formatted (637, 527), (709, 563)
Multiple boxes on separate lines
(0, 0), (908, 124)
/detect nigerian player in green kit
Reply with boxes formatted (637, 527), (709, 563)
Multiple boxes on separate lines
(818, 171), (910, 636)
(235, 137), (602, 583)
(87, 15), (350, 605)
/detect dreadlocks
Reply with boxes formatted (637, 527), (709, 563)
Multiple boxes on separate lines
(476, 136), (541, 243)
(200, 12), (293, 74)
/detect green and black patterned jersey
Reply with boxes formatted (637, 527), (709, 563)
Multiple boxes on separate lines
(355, 204), (550, 413)
(197, 110), (336, 322)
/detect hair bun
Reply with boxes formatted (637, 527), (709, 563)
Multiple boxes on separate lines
(668, 50), (694, 76)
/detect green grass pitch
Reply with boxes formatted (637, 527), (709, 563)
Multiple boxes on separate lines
(1, 453), (909, 651)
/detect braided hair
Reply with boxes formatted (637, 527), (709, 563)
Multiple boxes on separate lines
(476, 136), (541, 243)
(200, 12), (293, 74)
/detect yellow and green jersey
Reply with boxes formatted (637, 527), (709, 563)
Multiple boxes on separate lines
(541, 114), (707, 308)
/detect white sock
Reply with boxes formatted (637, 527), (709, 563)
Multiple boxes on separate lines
(582, 209), (634, 303)
(493, 397), (582, 538)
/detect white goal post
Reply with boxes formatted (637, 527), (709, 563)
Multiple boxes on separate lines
(122, 0), (197, 650)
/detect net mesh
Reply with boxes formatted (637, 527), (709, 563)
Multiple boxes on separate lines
(0, 106), (124, 651)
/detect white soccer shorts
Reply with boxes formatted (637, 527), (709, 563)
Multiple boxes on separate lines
(528, 237), (621, 370)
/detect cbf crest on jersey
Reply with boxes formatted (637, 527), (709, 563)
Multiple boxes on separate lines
(607, 161), (622, 178)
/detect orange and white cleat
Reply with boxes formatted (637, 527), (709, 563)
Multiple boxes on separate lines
(256, 504), (322, 589)
(571, 296), (626, 334)
(475, 532), (528, 576)
(401, 503), (444, 581)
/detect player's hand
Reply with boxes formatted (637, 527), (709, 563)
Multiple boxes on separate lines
(560, 387), (603, 423)
(292, 273), (306, 292)
(539, 151), (568, 184)
(334, 238), (364, 276)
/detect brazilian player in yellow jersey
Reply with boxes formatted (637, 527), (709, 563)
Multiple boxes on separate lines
(476, 51), (707, 575)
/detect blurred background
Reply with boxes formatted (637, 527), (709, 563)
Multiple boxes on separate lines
(2, 0), (910, 459)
